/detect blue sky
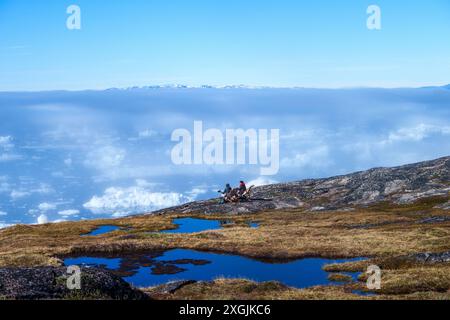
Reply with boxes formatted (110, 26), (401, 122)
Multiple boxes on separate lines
(0, 2), (449, 227)
(1, 0), (450, 91)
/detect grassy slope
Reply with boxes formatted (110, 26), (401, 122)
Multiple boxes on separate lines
(0, 195), (449, 300)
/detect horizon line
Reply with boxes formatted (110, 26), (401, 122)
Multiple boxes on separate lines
(1, 83), (450, 94)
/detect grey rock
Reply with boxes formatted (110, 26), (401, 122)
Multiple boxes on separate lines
(434, 201), (450, 210)
(0, 267), (149, 300)
(148, 156), (449, 215)
(151, 280), (196, 294)
(418, 216), (450, 224)
(413, 252), (450, 263)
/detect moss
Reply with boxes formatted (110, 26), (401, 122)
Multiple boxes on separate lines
(328, 273), (353, 283)
(55, 275), (68, 286)
(368, 195), (450, 212)
(63, 289), (111, 300)
(147, 279), (370, 300)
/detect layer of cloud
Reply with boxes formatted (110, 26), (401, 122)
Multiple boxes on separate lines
(0, 153), (22, 162)
(83, 185), (191, 217)
(247, 177), (278, 187)
(84, 145), (126, 170)
(186, 186), (209, 199)
(1, 89), (449, 226)
(10, 190), (31, 200)
(0, 135), (22, 162)
(281, 146), (331, 168)
(58, 209), (79, 217)
(0, 136), (13, 148)
(38, 202), (57, 212)
(8, 182), (54, 201)
(383, 124), (450, 144)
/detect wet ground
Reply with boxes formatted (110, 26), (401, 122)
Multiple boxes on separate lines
(82, 225), (121, 236)
(161, 217), (258, 233)
(64, 249), (365, 289)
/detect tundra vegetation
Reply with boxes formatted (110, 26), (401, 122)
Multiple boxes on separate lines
(0, 195), (449, 300)
(1, 157), (449, 299)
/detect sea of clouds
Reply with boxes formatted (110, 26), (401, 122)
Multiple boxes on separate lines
(0, 87), (449, 226)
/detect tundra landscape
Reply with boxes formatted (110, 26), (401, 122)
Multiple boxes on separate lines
(1, 1), (450, 308)
(1, 156), (449, 300)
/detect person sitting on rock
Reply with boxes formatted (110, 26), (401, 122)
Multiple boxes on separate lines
(238, 181), (247, 196)
(218, 183), (232, 203)
(228, 188), (241, 202)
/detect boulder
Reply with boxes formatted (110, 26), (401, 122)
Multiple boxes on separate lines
(0, 266), (149, 300)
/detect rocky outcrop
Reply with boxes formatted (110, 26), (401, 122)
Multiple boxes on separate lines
(151, 156), (450, 215)
(434, 201), (450, 210)
(0, 267), (148, 300)
(412, 252), (450, 263)
(149, 280), (197, 295)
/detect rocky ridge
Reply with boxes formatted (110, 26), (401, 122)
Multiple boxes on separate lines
(151, 156), (450, 215)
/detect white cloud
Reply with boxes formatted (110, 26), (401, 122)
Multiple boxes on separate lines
(247, 177), (278, 187)
(83, 186), (190, 216)
(0, 182), (10, 193)
(0, 211), (7, 216)
(33, 183), (54, 194)
(138, 129), (157, 138)
(64, 158), (73, 166)
(281, 146), (331, 168)
(280, 129), (323, 141)
(37, 214), (48, 224)
(0, 223), (12, 229)
(28, 209), (39, 215)
(7, 183), (54, 202)
(340, 123), (450, 164)
(38, 202), (57, 212)
(0, 153), (22, 162)
(0, 136), (13, 148)
(84, 145), (126, 169)
(128, 129), (158, 141)
(10, 190), (31, 200)
(58, 209), (79, 217)
(135, 179), (159, 188)
(0, 136), (21, 162)
(186, 186), (208, 199)
(383, 124), (450, 144)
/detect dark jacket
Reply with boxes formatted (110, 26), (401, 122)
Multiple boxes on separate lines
(223, 185), (232, 194)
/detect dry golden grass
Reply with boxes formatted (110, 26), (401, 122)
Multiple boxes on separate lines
(328, 273), (353, 283)
(144, 278), (450, 300)
(377, 264), (450, 295)
(144, 278), (367, 300)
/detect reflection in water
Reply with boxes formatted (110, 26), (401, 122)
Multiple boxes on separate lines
(162, 217), (258, 234)
(64, 249), (365, 288)
(82, 225), (121, 236)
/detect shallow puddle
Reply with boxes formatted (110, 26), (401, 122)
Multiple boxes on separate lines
(64, 249), (365, 289)
(351, 290), (377, 296)
(162, 217), (258, 234)
(82, 225), (121, 236)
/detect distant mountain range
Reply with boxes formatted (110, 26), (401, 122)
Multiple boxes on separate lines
(103, 84), (450, 91)
(3, 84), (449, 94)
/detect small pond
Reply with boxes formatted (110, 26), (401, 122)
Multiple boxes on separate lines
(162, 218), (258, 234)
(64, 249), (365, 289)
(82, 225), (121, 236)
